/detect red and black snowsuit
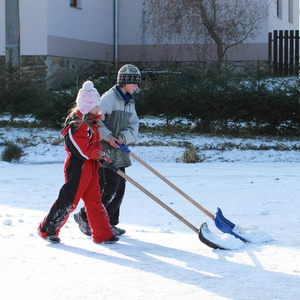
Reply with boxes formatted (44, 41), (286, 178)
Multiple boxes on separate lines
(39, 110), (113, 243)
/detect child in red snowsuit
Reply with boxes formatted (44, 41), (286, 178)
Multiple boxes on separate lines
(38, 81), (118, 244)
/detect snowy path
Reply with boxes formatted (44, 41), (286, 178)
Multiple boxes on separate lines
(1, 161), (300, 299)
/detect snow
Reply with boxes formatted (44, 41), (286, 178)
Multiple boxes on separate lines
(1, 122), (300, 299)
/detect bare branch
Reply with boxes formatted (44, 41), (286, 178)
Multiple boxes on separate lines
(144, 0), (269, 69)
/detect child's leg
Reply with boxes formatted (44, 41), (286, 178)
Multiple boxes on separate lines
(39, 179), (82, 236)
(39, 157), (89, 237)
(82, 169), (113, 243)
(98, 166), (125, 225)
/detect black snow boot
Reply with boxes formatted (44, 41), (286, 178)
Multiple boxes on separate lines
(104, 235), (119, 244)
(73, 208), (91, 236)
(112, 226), (126, 236)
(46, 235), (61, 243)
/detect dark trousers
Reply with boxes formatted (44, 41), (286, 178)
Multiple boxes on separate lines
(98, 166), (126, 226)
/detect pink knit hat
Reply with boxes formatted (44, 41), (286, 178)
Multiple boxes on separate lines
(76, 81), (101, 114)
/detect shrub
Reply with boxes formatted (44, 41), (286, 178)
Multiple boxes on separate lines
(32, 89), (76, 128)
(32, 76), (117, 129)
(1, 141), (23, 162)
(135, 69), (189, 127)
(2, 61), (300, 136)
(0, 62), (41, 119)
(182, 144), (201, 163)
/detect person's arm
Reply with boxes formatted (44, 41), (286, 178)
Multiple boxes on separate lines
(118, 108), (139, 145)
(68, 124), (101, 160)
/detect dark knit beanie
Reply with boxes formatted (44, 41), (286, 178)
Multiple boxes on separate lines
(117, 64), (141, 84)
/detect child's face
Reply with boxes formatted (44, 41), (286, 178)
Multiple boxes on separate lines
(89, 105), (100, 115)
(123, 84), (139, 95)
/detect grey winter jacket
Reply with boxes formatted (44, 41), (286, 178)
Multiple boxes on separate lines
(99, 85), (139, 168)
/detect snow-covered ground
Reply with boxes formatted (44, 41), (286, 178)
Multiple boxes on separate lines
(1, 122), (300, 299)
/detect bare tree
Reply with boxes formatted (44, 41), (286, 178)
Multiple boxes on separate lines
(144, 0), (269, 70)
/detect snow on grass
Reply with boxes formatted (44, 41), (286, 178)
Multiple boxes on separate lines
(1, 117), (300, 299)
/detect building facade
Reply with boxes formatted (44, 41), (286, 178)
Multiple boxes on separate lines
(0, 0), (299, 87)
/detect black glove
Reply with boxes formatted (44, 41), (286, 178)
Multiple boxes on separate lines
(97, 157), (112, 168)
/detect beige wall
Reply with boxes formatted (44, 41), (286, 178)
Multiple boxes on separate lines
(118, 43), (269, 63)
(47, 0), (114, 44)
(115, 0), (295, 64)
(20, 0), (48, 55)
(0, 0), (299, 63)
(46, 0), (114, 60)
(47, 35), (113, 61)
(0, 0), (298, 88)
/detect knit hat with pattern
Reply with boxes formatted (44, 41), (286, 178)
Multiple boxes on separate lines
(117, 64), (141, 84)
(76, 81), (101, 114)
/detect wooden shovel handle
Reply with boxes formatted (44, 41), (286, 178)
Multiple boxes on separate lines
(101, 160), (199, 234)
(129, 151), (215, 220)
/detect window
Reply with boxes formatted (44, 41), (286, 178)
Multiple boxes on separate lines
(70, 0), (77, 7)
(70, 0), (81, 8)
(288, 0), (293, 23)
(277, 0), (282, 18)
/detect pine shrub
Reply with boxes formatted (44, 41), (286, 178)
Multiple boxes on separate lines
(182, 144), (200, 163)
(1, 141), (23, 162)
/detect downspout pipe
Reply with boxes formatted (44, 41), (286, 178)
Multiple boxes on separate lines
(5, 0), (20, 68)
(142, 4), (146, 66)
(114, 0), (119, 70)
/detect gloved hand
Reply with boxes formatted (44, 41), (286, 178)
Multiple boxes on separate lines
(97, 157), (112, 168)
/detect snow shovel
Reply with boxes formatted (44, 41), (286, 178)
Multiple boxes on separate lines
(99, 160), (229, 250)
(116, 143), (249, 244)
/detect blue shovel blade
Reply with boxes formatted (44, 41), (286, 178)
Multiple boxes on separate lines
(214, 208), (249, 242)
(215, 207), (235, 229)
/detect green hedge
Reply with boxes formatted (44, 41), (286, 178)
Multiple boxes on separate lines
(135, 66), (300, 135)
(1, 62), (300, 135)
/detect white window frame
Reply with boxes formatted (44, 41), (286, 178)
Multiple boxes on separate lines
(277, 0), (282, 18)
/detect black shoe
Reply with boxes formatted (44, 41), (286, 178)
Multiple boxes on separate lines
(38, 227), (61, 243)
(46, 235), (61, 243)
(112, 226), (126, 236)
(104, 235), (119, 244)
(74, 211), (91, 236)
